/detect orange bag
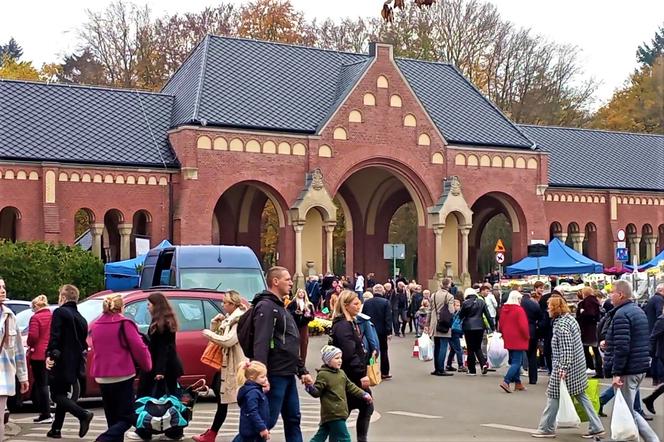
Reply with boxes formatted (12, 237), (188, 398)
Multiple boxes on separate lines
(200, 341), (223, 370)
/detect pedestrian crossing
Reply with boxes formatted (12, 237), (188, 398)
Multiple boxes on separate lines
(7, 396), (359, 441)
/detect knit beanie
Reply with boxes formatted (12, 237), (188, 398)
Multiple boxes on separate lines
(320, 345), (342, 365)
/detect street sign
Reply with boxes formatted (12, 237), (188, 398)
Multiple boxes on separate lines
(617, 229), (626, 241)
(530, 240), (546, 245)
(383, 243), (405, 260)
(495, 252), (505, 264)
(617, 241), (626, 249)
(494, 239), (506, 253)
(616, 248), (629, 262)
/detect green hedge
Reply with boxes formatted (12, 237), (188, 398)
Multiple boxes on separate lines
(0, 240), (104, 302)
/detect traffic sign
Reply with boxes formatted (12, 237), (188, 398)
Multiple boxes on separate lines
(494, 239), (506, 253)
(495, 252), (505, 264)
(617, 241), (626, 249)
(617, 229), (626, 241)
(616, 248), (629, 262)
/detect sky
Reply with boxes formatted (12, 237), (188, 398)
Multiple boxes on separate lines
(2, 0), (663, 108)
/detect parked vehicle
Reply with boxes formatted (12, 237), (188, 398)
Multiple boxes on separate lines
(139, 245), (266, 298)
(4, 299), (31, 315)
(18, 288), (253, 405)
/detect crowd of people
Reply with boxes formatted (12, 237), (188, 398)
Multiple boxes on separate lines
(1, 271), (664, 441)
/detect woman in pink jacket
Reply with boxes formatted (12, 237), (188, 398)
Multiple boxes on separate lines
(26, 295), (52, 424)
(90, 294), (152, 442)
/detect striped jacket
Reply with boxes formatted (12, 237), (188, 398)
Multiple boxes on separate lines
(546, 313), (587, 399)
(0, 305), (28, 396)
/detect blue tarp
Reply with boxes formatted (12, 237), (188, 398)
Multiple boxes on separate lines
(506, 238), (604, 276)
(104, 240), (172, 290)
(625, 249), (664, 272)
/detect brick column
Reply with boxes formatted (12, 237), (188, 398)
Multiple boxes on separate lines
(629, 235), (642, 265)
(119, 224), (133, 260)
(293, 222), (305, 289)
(459, 225), (471, 288)
(645, 235), (658, 261)
(324, 223), (336, 275)
(433, 224), (445, 278)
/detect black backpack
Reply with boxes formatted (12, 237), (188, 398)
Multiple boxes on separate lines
(236, 305), (258, 359)
(434, 292), (453, 334)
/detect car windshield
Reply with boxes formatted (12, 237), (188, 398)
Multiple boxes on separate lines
(16, 308), (35, 332)
(179, 268), (265, 299)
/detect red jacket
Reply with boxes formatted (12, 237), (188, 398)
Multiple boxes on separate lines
(498, 304), (529, 350)
(27, 308), (52, 361)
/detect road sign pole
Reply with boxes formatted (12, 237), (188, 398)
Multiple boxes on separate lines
(392, 244), (397, 279)
(537, 257), (541, 280)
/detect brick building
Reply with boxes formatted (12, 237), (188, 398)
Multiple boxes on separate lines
(1, 36), (663, 287)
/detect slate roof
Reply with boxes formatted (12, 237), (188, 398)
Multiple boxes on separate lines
(519, 124), (664, 191)
(164, 35), (534, 148)
(0, 80), (177, 167)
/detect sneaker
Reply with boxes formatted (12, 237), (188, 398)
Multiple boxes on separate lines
(581, 431), (605, 439)
(467, 372), (477, 376)
(381, 374), (393, 380)
(585, 368), (596, 376)
(458, 366), (468, 373)
(499, 381), (512, 393)
(126, 432), (147, 441)
(33, 415), (53, 424)
(643, 396), (656, 415)
(531, 431), (556, 438)
(482, 365), (489, 375)
(445, 366), (455, 372)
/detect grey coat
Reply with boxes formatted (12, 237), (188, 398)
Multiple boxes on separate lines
(546, 313), (587, 399)
(426, 289), (455, 338)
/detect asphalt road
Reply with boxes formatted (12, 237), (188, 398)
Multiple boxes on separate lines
(6, 334), (664, 441)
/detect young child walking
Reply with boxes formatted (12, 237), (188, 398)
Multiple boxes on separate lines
(306, 345), (373, 442)
(236, 361), (270, 441)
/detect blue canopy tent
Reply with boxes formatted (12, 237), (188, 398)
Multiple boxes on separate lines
(625, 249), (664, 272)
(104, 239), (172, 290)
(506, 238), (604, 276)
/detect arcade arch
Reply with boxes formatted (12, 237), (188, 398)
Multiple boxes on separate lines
(212, 182), (287, 269)
(469, 192), (527, 282)
(102, 209), (123, 262)
(0, 207), (21, 242)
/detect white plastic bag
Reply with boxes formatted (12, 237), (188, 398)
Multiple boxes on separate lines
(556, 380), (581, 428)
(611, 389), (639, 440)
(418, 333), (434, 361)
(486, 332), (508, 368)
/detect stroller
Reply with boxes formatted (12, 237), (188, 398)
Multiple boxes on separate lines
(134, 379), (208, 437)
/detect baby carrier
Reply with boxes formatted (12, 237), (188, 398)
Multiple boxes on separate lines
(134, 379), (207, 435)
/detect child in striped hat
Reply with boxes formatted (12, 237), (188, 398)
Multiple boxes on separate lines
(305, 345), (372, 441)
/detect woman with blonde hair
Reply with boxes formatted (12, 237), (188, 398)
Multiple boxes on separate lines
(194, 291), (247, 442)
(287, 288), (315, 362)
(330, 290), (373, 442)
(90, 294), (151, 442)
(532, 296), (604, 439)
(27, 295), (52, 424)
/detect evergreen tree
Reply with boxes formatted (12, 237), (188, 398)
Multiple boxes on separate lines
(637, 25), (664, 67)
(0, 38), (23, 66)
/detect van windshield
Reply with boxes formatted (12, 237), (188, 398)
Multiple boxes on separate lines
(179, 268), (266, 299)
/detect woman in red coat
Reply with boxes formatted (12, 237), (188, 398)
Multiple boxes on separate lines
(498, 291), (530, 393)
(26, 295), (52, 423)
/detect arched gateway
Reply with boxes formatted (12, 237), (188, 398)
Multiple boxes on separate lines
(1, 37), (662, 288)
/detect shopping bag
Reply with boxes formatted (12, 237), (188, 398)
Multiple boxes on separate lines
(572, 379), (600, 422)
(367, 355), (382, 387)
(556, 380), (581, 428)
(418, 333), (434, 361)
(486, 332), (508, 368)
(611, 389), (639, 441)
(200, 341), (223, 370)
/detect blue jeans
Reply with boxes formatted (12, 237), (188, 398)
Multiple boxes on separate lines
(433, 337), (450, 373)
(266, 375), (302, 442)
(600, 385), (644, 414)
(504, 350), (523, 384)
(448, 332), (464, 366)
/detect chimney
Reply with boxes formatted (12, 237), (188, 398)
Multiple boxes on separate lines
(368, 42), (393, 61)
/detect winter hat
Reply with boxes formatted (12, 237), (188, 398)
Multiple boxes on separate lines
(463, 287), (477, 299)
(320, 345), (342, 365)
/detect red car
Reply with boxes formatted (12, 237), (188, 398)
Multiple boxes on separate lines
(19, 288), (243, 402)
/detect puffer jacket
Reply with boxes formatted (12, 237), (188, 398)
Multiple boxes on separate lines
(252, 291), (307, 377)
(459, 295), (494, 332)
(604, 301), (651, 376)
(27, 307), (52, 361)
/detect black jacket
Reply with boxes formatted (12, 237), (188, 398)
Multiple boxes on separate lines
(409, 292), (424, 316)
(361, 296), (392, 336)
(459, 295), (494, 331)
(147, 326), (183, 380)
(252, 291), (307, 377)
(46, 301), (88, 385)
(396, 290), (408, 310)
(331, 317), (367, 384)
(644, 294), (664, 331)
(604, 301), (651, 376)
(650, 315), (664, 364)
(287, 300), (315, 328)
(538, 292), (553, 333)
(521, 296), (542, 340)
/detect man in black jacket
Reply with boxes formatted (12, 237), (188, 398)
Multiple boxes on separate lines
(521, 293), (542, 384)
(644, 284), (664, 384)
(535, 281), (553, 374)
(362, 284), (393, 379)
(45, 284), (93, 439)
(603, 280), (658, 441)
(252, 267), (313, 442)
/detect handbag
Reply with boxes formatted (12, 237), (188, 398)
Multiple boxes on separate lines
(200, 323), (224, 370)
(366, 355), (381, 387)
